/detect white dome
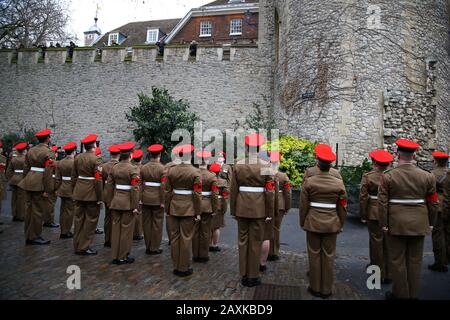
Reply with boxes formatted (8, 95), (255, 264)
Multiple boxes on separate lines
(88, 25), (101, 33)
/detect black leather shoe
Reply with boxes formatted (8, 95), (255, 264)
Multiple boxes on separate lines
(267, 254), (279, 261)
(259, 265), (267, 272)
(146, 249), (163, 255)
(307, 286), (322, 298)
(209, 246), (221, 252)
(177, 269), (193, 277)
(245, 277), (261, 287)
(75, 248), (97, 256)
(60, 232), (73, 239)
(241, 276), (248, 286)
(195, 257), (209, 263)
(133, 235), (144, 241)
(112, 259), (121, 265)
(104, 241), (111, 247)
(321, 292), (332, 299)
(43, 222), (59, 228)
(95, 228), (104, 234)
(25, 237), (51, 245)
(428, 264), (448, 272)
(125, 256), (135, 264)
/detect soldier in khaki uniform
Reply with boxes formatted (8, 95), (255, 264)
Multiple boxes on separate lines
(164, 160), (178, 245)
(209, 162), (229, 252)
(379, 139), (438, 300)
(131, 149), (144, 241)
(54, 142), (77, 239)
(300, 146), (347, 299)
(303, 144), (342, 184)
(101, 145), (120, 247)
(359, 150), (393, 283)
(140, 144), (166, 254)
(443, 170), (450, 264)
(71, 134), (104, 255)
(105, 142), (141, 264)
(230, 133), (275, 287)
(165, 144), (202, 277)
(217, 151), (232, 186)
(0, 141), (7, 217)
(268, 151), (292, 261)
(18, 128), (55, 245)
(192, 150), (219, 263)
(42, 146), (59, 228)
(6, 142), (28, 222)
(427, 151), (449, 273)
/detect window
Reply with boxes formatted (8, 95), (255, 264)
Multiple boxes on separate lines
(108, 33), (119, 46)
(200, 21), (212, 37)
(230, 19), (243, 35)
(146, 29), (159, 43)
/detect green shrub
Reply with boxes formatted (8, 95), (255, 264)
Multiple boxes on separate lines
(1, 129), (38, 155)
(339, 158), (373, 186)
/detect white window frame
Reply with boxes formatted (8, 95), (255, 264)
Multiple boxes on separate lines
(146, 29), (159, 44)
(108, 32), (119, 46)
(199, 21), (212, 37)
(230, 19), (243, 36)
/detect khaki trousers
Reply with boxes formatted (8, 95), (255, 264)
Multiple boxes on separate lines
(133, 213), (143, 237)
(11, 185), (26, 220)
(367, 220), (391, 280)
(24, 191), (45, 240)
(192, 213), (213, 258)
(431, 212), (447, 267)
(389, 235), (424, 299)
(306, 231), (338, 295)
(43, 192), (57, 224)
(59, 197), (74, 235)
(269, 211), (285, 256)
(104, 205), (112, 244)
(237, 217), (265, 279)
(111, 210), (135, 260)
(166, 214), (171, 242)
(142, 205), (164, 251)
(73, 201), (100, 252)
(169, 215), (195, 272)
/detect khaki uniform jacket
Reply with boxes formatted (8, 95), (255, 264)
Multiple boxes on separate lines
(431, 167), (448, 213)
(378, 164), (438, 236)
(275, 171), (292, 213)
(217, 177), (229, 214)
(359, 169), (383, 221)
(140, 159), (165, 206)
(299, 171), (347, 233)
(230, 156), (275, 219)
(164, 163), (202, 217)
(101, 159), (119, 205)
(443, 171), (450, 219)
(106, 160), (140, 211)
(18, 143), (55, 193)
(219, 163), (233, 185)
(303, 166), (342, 184)
(199, 167), (219, 214)
(0, 154), (7, 199)
(55, 157), (74, 198)
(71, 151), (103, 202)
(6, 154), (26, 186)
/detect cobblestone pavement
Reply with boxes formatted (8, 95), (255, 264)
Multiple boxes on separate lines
(0, 218), (365, 300)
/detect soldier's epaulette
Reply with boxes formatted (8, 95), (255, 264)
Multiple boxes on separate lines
(418, 167), (431, 173)
(383, 167), (394, 174)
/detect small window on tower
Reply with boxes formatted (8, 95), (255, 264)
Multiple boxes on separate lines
(108, 33), (119, 46)
(200, 21), (212, 37)
(230, 19), (243, 35)
(146, 29), (159, 44)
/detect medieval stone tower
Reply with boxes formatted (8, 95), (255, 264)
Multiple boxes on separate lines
(259, 0), (450, 167)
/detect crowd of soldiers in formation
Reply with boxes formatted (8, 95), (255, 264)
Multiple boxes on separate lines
(0, 128), (449, 300)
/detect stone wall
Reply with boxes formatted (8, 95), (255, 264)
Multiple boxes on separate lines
(0, 45), (272, 149)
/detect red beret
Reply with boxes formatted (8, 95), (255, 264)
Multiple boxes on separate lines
(148, 144), (163, 153)
(316, 149), (336, 163)
(196, 150), (212, 159)
(245, 133), (265, 147)
(269, 151), (281, 162)
(63, 142), (77, 151)
(432, 151), (449, 159)
(51, 146), (58, 152)
(107, 145), (121, 154)
(369, 150), (393, 164)
(209, 163), (221, 173)
(395, 139), (420, 151)
(119, 142), (136, 152)
(35, 128), (51, 137)
(95, 147), (102, 156)
(314, 143), (332, 155)
(80, 134), (97, 145)
(132, 149), (143, 159)
(217, 151), (226, 157)
(172, 144), (194, 155)
(15, 142), (28, 150)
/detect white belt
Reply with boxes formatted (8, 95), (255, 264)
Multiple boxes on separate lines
(62, 176), (71, 181)
(389, 199), (425, 204)
(279, 190), (283, 193)
(14, 170), (24, 173)
(369, 195), (378, 200)
(30, 167), (44, 172)
(78, 176), (95, 180)
(310, 202), (337, 209)
(218, 195), (223, 199)
(174, 189), (193, 195)
(52, 174), (56, 178)
(144, 182), (161, 187)
(116, 184), (132, 190)
(239, 186), (265, 193)
(202, 191), (212, 196)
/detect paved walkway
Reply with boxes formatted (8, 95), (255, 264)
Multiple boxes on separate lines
(0, 219), (365, 300)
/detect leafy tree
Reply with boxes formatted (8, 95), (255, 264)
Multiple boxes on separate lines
(1, 128), (37, 155)
(126, 87), (199, 162)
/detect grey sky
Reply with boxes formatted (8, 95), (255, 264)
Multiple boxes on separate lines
(68, 0), (211, 43)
